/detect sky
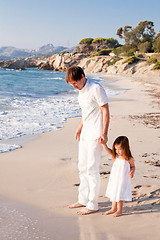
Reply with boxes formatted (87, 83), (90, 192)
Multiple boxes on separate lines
(0, 0), (160, 49)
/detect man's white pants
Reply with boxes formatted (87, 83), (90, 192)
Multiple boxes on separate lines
(78, 140), (102, 210)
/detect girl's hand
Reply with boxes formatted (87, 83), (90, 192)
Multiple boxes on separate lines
(128, 172), (134, 178)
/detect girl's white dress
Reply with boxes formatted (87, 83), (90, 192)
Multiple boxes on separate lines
(105, 157), (132, 202)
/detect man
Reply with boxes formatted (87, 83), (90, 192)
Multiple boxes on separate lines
(66, 66), (109, 215)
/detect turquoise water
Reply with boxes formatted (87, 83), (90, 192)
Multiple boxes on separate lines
(0, 68), (71, 100)
(0, 68), (121, 153)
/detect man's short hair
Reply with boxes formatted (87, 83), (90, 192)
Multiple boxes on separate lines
(65, 66), (85, 83)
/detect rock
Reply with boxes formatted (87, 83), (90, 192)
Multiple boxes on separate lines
(0, 52), (160, 83)
(0, 59), (26, 70)
(53, 55), (63, 69)
(38, 62), (53, 70)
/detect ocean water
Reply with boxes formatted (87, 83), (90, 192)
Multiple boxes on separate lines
(0, 68), (123, 153)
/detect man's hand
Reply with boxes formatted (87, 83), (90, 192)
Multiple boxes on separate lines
(75, 119), (83, 141)
(75, 128), (81, 141)
(97, 134), (108, 144)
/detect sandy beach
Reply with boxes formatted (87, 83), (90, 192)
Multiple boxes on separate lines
(0, 74), (160, 239)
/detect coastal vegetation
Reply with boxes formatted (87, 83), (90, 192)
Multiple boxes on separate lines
(123, 56), (139, 65)
(75, 21), (160, 57)
(115, 21), (160, 54)
(0, 20), (160, 76)
(105, 57), (122, 66)
(72, 20), (160, 71)
(151, 61), (160, 70)
(147, 58), (157, 64)
(75, 37), (120, 55)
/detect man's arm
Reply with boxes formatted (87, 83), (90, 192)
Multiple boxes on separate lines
(98, 103), (110, 144)
(75, 118), (83, 141)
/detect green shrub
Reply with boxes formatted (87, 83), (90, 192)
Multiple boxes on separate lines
(153, 37), (160, 53)
(149, 53), (160, 61)
(60, 51), (69, 55)
(106, 57), (122, 66)
(112, 46), (123, 55)
(138, 41), (152, 53)
(122, 45), (137, 54)
(90, 49), (112, 57)
(137, 54), (145, 58)
(123, 51), (135, 57)
(98, 49), (112, 55)
(105, 38), (120, 48)
(79, 38), (94, 44)
(89, 52), (99, 57)
(147, 58), (157, 64)
(123, 56), (139, 64)
(92, 38), (107, 43)
(151, 62), (160, 70)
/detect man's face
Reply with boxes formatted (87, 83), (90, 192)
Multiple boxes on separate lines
(68, 75), (86, 90)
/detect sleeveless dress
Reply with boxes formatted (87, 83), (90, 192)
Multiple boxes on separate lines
(105, 157), (132, 202)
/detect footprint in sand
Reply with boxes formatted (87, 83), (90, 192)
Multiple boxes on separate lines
(60, 157), (72, 161)
(151, 199), (160, 205)
(132, 190), (139, 196)
(143, 175), (160, 179)
(134, 185), (153, 189)
(149, 189), (160, 197)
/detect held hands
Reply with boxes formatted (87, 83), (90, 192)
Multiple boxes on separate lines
(128, 171), (134, 178)
(97, 134), (108, 144)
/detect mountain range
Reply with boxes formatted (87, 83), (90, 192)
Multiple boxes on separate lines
(0, 44), (74, 61)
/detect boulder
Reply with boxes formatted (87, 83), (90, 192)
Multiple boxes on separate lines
(38, 62), (53, 70)
(53, 55), (63, 69)
(0, 59), (26, 70)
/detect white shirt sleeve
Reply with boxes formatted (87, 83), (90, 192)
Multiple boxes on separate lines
(93, 84), (108, 107)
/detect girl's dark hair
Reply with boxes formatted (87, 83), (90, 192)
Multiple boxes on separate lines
(65, 66), (85, 83)
(112, 136), (133, 161)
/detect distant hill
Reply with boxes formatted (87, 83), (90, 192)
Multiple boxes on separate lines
(0, 44), (74, 61)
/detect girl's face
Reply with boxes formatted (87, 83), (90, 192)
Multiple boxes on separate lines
(115, 144), (124, 157)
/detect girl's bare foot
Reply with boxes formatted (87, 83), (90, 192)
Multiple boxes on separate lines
(68, 202), (85, 209)
(77, 207), (99, 215)
(113, 211), (122, 217)
(104, 209), (116, 215)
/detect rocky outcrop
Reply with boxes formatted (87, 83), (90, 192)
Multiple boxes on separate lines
(0, 57), (49, 70)
(40, 53), (88, 71)
(0, 52), (160, 82)
(0, 59), (27, 70)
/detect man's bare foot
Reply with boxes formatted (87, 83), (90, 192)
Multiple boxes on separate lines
(104, 209), (116, 215)
(113, 211), (122, 217)
(68, 202), (85, 209)
(76, 207), (99, 215)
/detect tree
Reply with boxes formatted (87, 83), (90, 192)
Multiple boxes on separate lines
(134, 21), (155, 42)
(138, 41), (152, 53)
(116, 21), (155, 46)
(105, 38), (119, 48)
(79, 38), (94, 44)
(153, 31), (160, 52)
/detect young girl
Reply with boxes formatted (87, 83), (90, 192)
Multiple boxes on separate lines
(102, 136), (135, 217)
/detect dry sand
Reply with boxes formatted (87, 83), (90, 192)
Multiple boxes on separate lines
(0, 74), (159, 240)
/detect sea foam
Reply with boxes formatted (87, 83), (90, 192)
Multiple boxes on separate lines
(0, 69), (125, 153)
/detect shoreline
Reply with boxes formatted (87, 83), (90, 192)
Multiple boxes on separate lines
(0, 72), (128, 154)
(0, 73), (160, 239)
